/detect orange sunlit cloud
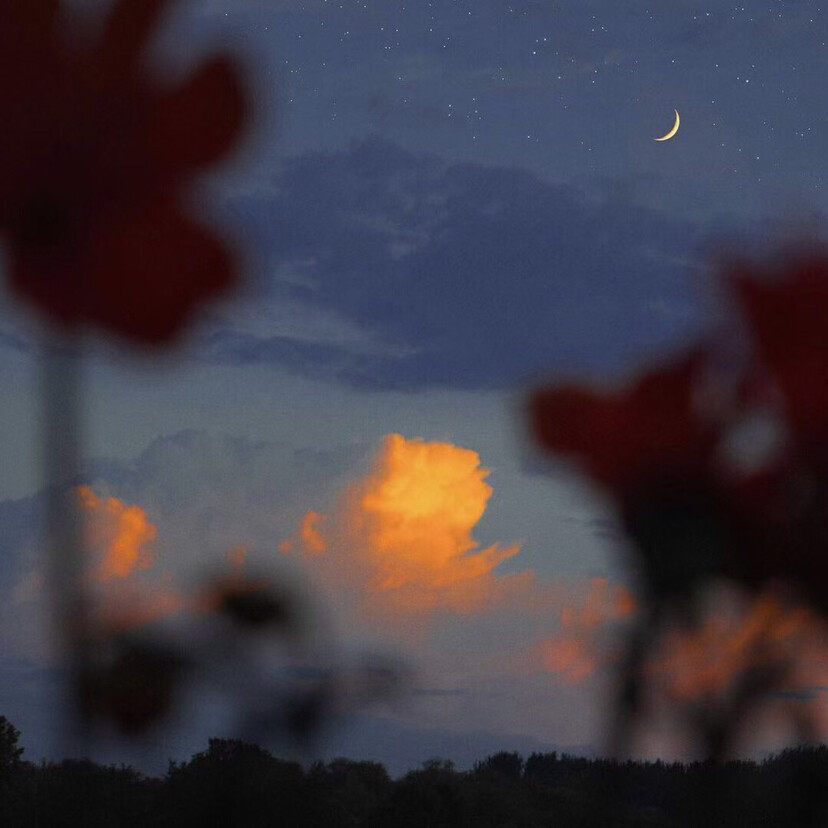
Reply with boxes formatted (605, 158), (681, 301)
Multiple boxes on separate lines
(75, 485), (189, 633)
(277, 435), (828, 701)
(71, 448), (828, 721)
(532, 577), (828, 699)
(535, 577), (636, 684)
(93, 581), (185, 635)
(279, 511), (326, 556)
(77, 485), (157, 580)
(6, 488), (176, 647)
(649, 591), (828, 702)
(282, 434), (531, 619)
(560, 576), (636, 631)
(74, 492), (282, 635)
(226, 544), (249, 570)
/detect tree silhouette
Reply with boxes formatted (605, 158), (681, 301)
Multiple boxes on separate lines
(0, 716), (26, 826)
(473, 751), (524, 780)
(0, 715), (23, 772)
(0, 713), (826, 825)
(164, 738), (308, 828)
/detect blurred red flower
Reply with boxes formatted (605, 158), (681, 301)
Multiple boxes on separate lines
(529, 252), (828, 607)
(530, 351), (720, 497)
(529, 253), (828, 762)
(0, 0), (247, 343)
(530, 351), (738, 600)
(732, 254), (828, 450)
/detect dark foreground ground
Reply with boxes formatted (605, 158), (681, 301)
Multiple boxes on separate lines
(1, 717), (826, 827)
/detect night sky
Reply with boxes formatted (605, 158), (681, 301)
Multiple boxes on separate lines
(1, 0), (828, 774)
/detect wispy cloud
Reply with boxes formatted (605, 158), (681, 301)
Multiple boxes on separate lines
(520, 577), (635, 684)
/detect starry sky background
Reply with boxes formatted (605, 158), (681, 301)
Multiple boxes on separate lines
(1, 0), (828, 774)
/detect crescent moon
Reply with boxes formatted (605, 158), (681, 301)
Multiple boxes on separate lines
(654, 109), (680, 142)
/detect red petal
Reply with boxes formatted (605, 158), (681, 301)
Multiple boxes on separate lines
(82, 206), (236, 343)
(531, 352), (717, 492)
(95, 0), (169, 75)
(0, 0), (60, 92)
(734, 257), (828, 440)
(151, 56), (247, 171)
(0, 0), (246, 344)
(1, 0), (59, 35)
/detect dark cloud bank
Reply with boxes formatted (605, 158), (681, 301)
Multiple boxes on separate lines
(211, 137), (719, 390)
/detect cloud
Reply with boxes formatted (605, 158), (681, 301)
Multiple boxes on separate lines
(72, 485), (192, 635)
(208, 137), (708, 390)
(19, 429), (828, 756)
(351, 434), (522, 606)
(279, 511), (326, 556)
(524, 574), (828, 709)
(527, 576), (828, 711)
(0, 429), (619, 758)
(530, 576), (636, 684)
(283, 433), (532, 623)
(82, 428), (368, 572)
(24, 429), (824, 720)
(648, 591), (828, 703)
(278, 432), (644, 694)
(77, 486), (157, 581)
(0, 431), (368, 655)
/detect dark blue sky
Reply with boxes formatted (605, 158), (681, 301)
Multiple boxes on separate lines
(175, 0), (828, 391)
(206, 0), (828, 212)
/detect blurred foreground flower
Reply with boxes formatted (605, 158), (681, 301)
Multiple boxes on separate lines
(0, 0), (251, 756)
(530, 250), (828, 764)
(0, 0), (246, 343)
(82, 566), (406, 743)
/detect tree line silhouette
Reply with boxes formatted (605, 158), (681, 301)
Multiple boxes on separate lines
(0, 714), (826, 826)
